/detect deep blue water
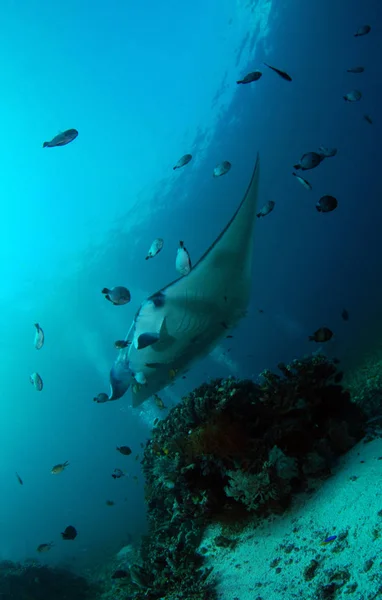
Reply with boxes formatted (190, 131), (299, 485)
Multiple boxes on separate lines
(0, 0), (381, 573)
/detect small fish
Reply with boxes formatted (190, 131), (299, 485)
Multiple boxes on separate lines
(316, 195), (338, 213)
(145, 362), (164, 369)
(292, 173), (312, 191)
(343, 90), (362, 102)
(168, 368), (178, 380)
(140, 442), (145, 448)
(354, 25), (371, 37)
(213, 161), (231, 178)
(111, 468), (125, 479)
(263, 62), (292, 81)
(33, 323), (44, 350)
(93, 392), (108, 403)
(146, 238), (164, 260)
(15, 472), (23, 485)
(102, 286), (131, 305)
(154, 394), (166, 410)
(294, 152), (324, 171)
(51, 461), (69, 475)
(364, 114), (373, 125)
(321, 535), (337, 545)
(106, 500), (115, 506)
(341, 309), (349, 321)
(116, 446), (132, 456)
(176, 241), (192, 276)
(258, 308), (264, 314)
(135, 454), (140, 461)
(318, 146), (337, 158)
(114, 340), (131, 349)
(37, 542), (54, 553)
(347, 66), (364, 74)
(226, 335), (233, 338)
(236, 70), (262, 84)
(173, 154), (192, 170)
(112, 569), (129, 579)
(43, 129), (78, 148)
(220, 321), (228, 329)
(308, 327), (333, 343)
(30, 372), (43, 391)
(134, 371), (147, 385)
(61, 525), (77, 540)
(256, 200), (275, 218)
(153, 417), (159, 426)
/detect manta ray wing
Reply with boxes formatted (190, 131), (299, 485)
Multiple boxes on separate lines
(109, 154), (260, 406)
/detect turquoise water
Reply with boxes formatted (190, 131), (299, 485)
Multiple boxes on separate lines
(0, 0), (380, 581)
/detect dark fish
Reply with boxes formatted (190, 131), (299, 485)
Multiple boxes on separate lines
(294, 152), (324, 171)
(263, 62), (292, 81)
(236, 70), (262, 84)
(145, 362), (165, 369)
(112, 569), (129, 579)
(15, 472), (23, 485)
(220, 321), (228, 329)
(334, 372), (344, 383)
(43, 129), (78, 148)
(173, 154), (192, 170)
(112, 468), (125, 479)
(93, 392), (108, 403)
(61, 526), (77, 540)
(102, 286), (131, 305)
(106, 500), (115, 506)
(308, 327), (333, 342)
(258, 309), (264, 314)
(341, 309), (349, 321)
(316, 195), (338, 213)
(116, 446), (132, 456)
(226, 335), (233, 338)
(354, 25), (371, 37)
(347, 66), (364, 74)
(257, 200), (275, 218)
(37, 542), (54, 552)
(114, 340), (131, 349)
(364, 114), (372, 125)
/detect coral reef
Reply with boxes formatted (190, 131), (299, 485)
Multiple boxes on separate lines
(0, 559), (100, 600)
(117, 354), (366, 600)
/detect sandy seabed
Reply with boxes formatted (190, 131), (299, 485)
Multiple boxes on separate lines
(201, 437), (382, 600)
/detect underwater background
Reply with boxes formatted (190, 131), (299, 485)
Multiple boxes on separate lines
(1, 0), (382, 593)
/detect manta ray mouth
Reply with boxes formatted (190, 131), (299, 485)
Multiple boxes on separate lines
(109, 153), (260, 406)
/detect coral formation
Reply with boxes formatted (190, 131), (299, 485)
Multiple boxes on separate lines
(0, 559), (100, 600)
(115, 354), (366, 600)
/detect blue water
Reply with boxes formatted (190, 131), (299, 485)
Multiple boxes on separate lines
(0, 0), (381, 574)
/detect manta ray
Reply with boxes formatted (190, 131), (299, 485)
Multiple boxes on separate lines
(108, 154), (260, 406)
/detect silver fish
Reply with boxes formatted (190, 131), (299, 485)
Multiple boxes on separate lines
(364, 114), (373, 125)
(294, 152), (324, 171)
(292, 172), (312, 191)
(30, 372), (43, 391)
(102, 286), (131, 305)
(33, 323), (44, 350)
(43, 129), (78, 148)
(175, 241), (192, 276)
(173, 154), (192, 170)
(343, 90), (362, 102)
(347, 66), (364, 74)
(146, 238), (164, 260)
(107, 154), (260, 406)
(213, 161), (231, 178)
(256, 200), (275, 218)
